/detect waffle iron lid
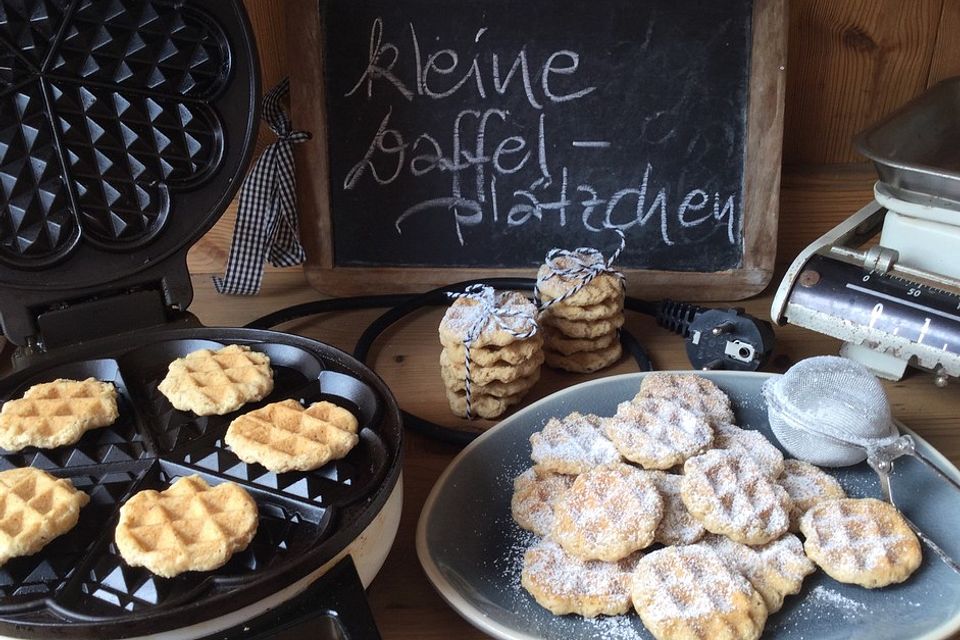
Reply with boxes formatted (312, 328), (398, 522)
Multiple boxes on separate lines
(0, 0), (259, 337)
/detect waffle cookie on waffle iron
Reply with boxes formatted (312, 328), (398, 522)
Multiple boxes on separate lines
(225, 399), (359, 472)
(0, 468), (89, 566)
(0, 378), (118, 451)
(157, 344), (273, 416)
(115, 475), (258, 578)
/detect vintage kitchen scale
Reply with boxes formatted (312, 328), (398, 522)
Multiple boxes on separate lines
(0, 2), (402, 639)
(772, 77), (960, 385)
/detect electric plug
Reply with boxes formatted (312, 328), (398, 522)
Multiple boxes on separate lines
(654, 301), (775, 371)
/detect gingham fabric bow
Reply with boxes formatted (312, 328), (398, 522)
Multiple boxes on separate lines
(448, 285), (538, 420)
(214, 78), (309, 295)
(536, 229), (627, 309)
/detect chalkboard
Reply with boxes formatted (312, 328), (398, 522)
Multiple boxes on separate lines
(290, 0), (785, 299)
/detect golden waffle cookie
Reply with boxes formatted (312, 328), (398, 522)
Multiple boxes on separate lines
(225, 399), (359, 472)
(635, 373), (735, 427)
(443, 387), (526, 419)
(438, 291), (538, 349)
(544, 342), (622, 373)
(0, 378), (119, 452)
(530, 412), (621, 475)
(602, 398), (714, 470)
(551, 462), (663, 561)
(680, 450), (792, 545)
(521, 539), (640, 618)
(0, 468), (89, 566)
(648, 470), (706, 546)
(541, 313), (624, 339)
(440, 349), (544, 386)
(115, 475), (258, 578)
(800, 498), (921, 588)
(441, 337), (543, 367)
(712, 423), (784, 479)
(536, 259), (623, 307)
(539, 294), (624, 322)
(631, 545), (768, 640)
(511, 467), (575, 536)
(699, 533), (815, 613)
(441, 365), (539, 397)
(157, 344), (273, 416)
(541, 325), (618, 356)
(778, 459), (847, 531)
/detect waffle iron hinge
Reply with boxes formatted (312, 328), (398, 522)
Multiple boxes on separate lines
(32, 286), (197, 354)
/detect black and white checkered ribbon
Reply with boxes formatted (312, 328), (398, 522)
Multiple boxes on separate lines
(214, 78), (310, 295)
(448, 285), (538, 420)
(535, 229), (626, 310)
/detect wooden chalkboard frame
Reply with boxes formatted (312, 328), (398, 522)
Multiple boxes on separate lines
(290, 0), (786, 300)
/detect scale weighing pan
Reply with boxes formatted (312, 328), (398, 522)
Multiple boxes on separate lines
(855, 76), (960, 204)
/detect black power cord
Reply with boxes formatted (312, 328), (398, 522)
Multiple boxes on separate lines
(245, 282), (774, 447)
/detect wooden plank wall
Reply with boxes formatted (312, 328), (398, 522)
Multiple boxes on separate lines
(188, 0), (960, 275)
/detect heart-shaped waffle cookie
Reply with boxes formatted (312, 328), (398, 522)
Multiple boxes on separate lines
(225, 399), (359, 472)
(0, 378), (118, 451)
(157, 345), (273, 416)
(115, 475), (258, 578)
(0, 467), (89, 566)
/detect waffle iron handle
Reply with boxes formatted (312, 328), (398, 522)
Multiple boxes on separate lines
(206, 555), (382, 639)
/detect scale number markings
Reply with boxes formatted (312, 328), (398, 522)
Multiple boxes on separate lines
(917, 317), (931, 344)
(907, 287), (922, 298)
(869, 303), (883, 329)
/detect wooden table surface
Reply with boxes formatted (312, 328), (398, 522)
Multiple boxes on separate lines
(186, 165), (960, 639)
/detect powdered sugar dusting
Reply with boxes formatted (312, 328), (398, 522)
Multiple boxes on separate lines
(530, 413), (621, 474)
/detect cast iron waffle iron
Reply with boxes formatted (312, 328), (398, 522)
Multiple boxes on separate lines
(0, 2), (405, 639)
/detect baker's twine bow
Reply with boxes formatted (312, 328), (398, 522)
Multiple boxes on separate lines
(214, 77), (310, 295)
(448, 285), (538, 420)
(535, 229), (626, 310)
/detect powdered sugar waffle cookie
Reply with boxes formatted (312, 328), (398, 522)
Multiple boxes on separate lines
(681, 449), (792, 545)
(648, 470), (706, 546)
(544, 341), (622, 373)
(521, 539), (640, 617)
(699, 533), (815, 613)
(443, 388), (526, 420)
(778, 459), (847, 531)
(0, 378), (118, 451)
(539, 294), (624, 321)
(536, 256), (624, 307)
(442, 338), (543, 367)
(541, 313), (624, 339)
(0, 467), (89, 566)
(530, 412), (621, 475)
(635, 373), (735, 427)
(511, 468), (575, 536)
(225, 399), (359, 472)
(712, 422), (785, 479)
(631, 544), (768, 640)
(541, 325), (618, 356)
(157, 344), (273, 416)
(439, 348), (544, 386)
(602, 398), (714, 470)
(800, 497), (922, 588)
(551, 462), (663, 561)
(115, 475), (257, 578)
(439, 290), (538, 349)
(441, 366), (539, 397)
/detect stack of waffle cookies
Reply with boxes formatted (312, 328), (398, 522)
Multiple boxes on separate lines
(511, 373), (923, 640)
(536, 254), (625, 373)
(439, 291), (543, 419)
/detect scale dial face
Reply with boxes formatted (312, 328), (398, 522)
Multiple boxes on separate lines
(787, 255), (960, 375)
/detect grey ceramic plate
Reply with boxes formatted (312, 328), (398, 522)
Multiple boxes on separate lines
(416, 371), (960, 640)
